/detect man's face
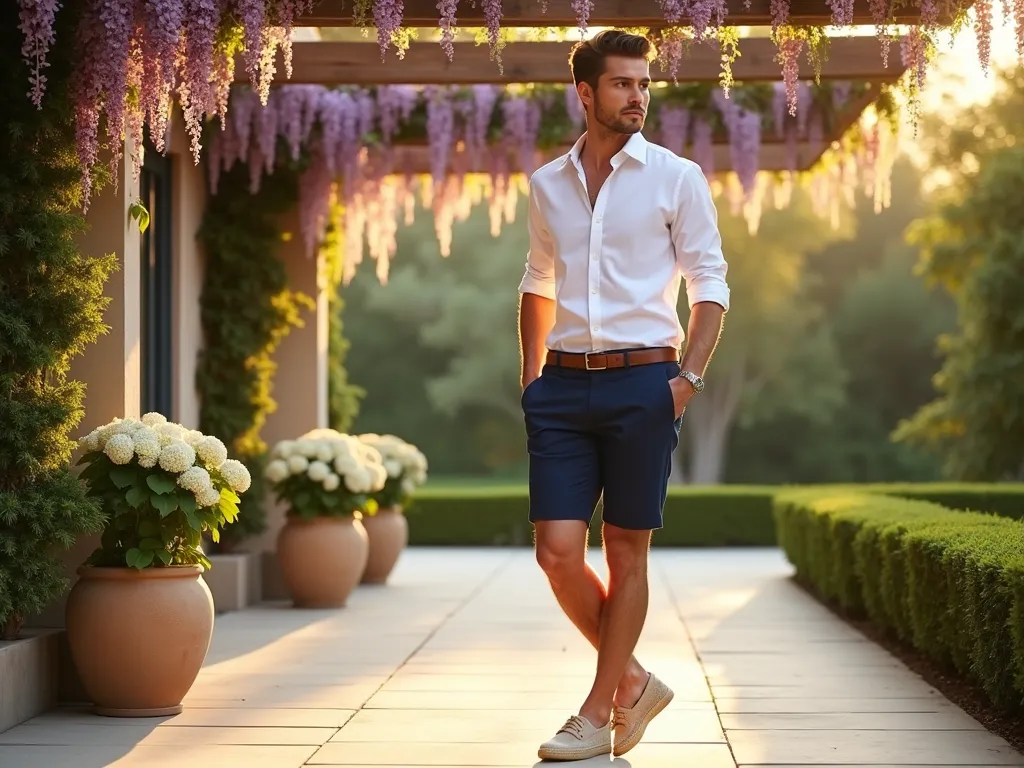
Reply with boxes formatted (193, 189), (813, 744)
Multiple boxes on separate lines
(583, 55), (651, 135)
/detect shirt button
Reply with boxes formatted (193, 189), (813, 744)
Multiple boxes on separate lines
(591, 289), (597, 294)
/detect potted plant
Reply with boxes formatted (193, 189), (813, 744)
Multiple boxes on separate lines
(67, 412), (251, 717)
(356, 434), (428, 584)
(264, 428), (387, 608)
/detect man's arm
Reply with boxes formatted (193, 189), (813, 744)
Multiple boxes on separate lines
(679, 301), (724, 378)
(670, 164), (730, 403)
(519, 294), (556, 389)
(518, 180), (557, 389)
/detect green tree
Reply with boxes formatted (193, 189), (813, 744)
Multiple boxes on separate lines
(894, 143), (1024, 480)
(675, 187), (854, 484)
(344, 195), (530, 475)
(0, 5), (110, 638)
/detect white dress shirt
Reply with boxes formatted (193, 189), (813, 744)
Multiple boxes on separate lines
(518, 131), (730, 354)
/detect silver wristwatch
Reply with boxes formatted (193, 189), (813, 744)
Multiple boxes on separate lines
(678, 370), (705, 394)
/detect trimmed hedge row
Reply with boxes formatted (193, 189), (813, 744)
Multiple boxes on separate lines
(774, 490), (1024, 714)
(405, 482), (1024, 547)
(406, 485), (778, 547)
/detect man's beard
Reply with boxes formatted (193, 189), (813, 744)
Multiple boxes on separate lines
(593, 95), (644, 135)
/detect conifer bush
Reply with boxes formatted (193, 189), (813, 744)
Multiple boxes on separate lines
(0, 4), (114, 639)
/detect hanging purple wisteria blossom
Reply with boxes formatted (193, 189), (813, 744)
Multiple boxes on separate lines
(376, 85), (419, 146)
(18, 0), (61, 108)
(657, 105), (691, 156)
(425, 85), (456, 184)
(482, 0), (505, 71)
(373, 0), (405, 61)
(691, 117), (715, 177)
(571, 0), (595, 35)
(826, 0), (855, 28)
(686, 0), (728, 40)
(176, 0), (221, 163)
(437, 0), (458, 61)
(139, 0), (185, 155)
(467, 85), (499, 165)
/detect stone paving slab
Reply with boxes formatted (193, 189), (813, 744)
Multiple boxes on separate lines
(1, 548), (1022, 767)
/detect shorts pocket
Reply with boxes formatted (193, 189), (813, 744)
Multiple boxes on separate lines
(521, 374), (544, 408)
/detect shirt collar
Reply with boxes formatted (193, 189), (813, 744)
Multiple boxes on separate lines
(560, 131), (649, 172)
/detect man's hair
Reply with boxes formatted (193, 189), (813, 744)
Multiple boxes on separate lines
(569, 29), (654, 90)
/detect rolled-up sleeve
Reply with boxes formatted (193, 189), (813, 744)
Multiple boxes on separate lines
(671, 164), (730, 312)
(517, 179), (556, 300)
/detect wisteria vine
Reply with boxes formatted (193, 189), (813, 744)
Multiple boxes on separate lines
(202, 80), (894, 283)
(14, 0), (993, 212)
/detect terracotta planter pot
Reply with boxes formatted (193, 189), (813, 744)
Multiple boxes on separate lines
(361, 506), (408, 584)
(277, 515), (368, 608)
(65, 565), (214, 717)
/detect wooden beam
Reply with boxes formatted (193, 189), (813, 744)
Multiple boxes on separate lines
(297, 0), (941, 28)
(253, 36), (905, 85)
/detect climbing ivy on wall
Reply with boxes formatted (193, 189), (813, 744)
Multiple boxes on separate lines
(195, 160), (313, 551)
(0, 2), (111, 639)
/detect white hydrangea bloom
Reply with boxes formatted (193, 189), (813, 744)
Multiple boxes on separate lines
(177, 465), (212, 493)
(103, 434), (135, 465)
(307, 460), (330, 482)
(323, 473), (340, 491)
(158, 441), (197, 474)
(195, 485), (221, 508)
(270, 442), (294, 460)
(383, 458), (402, 478)
(142, 412), (168, 426)
(333, 453), (358, 476)
(184, 429), (204, 446)
(196, 436), (228, 468)
(344, 466), (371, 493)
(219, 459), (251, 493)
(80, 429), (100, 453)
(315, 442), (334, 463)
(287, 455), (309, 475)
(264, 459), (290, 483)
(401, 477), (417, 495)
(132, 434), (161, 466)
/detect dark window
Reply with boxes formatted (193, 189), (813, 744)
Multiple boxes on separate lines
(139, 145), (174, 418)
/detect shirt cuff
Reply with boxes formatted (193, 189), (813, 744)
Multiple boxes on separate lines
(518, 272), (556, 301)
(686, 278), (730, 312)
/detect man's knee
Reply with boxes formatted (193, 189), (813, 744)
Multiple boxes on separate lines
(603, 524), (651, 583)
(535, 520), (588, 580)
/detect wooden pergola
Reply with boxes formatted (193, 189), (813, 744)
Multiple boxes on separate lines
(295, 0), (944, 26)
(253, 36), (903, 86)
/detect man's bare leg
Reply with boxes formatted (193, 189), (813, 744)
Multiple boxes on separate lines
(577, 523), (652, 728)
(534, 520), (651, 724)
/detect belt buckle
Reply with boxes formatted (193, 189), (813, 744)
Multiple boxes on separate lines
(584, 352), (607, 371)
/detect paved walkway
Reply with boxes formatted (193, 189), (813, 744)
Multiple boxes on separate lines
(1, 548), (1022, 767)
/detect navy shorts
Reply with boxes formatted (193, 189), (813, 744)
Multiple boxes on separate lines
(521, 354), (683, 531)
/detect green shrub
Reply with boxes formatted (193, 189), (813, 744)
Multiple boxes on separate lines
(407, 485), (778, 547)
(774, 489), (1024, 715)
(0, 5), (111, 639)
(196, 161), (312, 551)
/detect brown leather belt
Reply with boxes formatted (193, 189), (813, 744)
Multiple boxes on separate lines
(545, 346), (679, 371)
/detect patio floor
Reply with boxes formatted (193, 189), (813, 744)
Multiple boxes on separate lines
(1, 547), (1022, 767)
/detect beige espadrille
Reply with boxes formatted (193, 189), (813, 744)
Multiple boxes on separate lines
(611, 673), (674, 756)
(537, 714), (612, 761)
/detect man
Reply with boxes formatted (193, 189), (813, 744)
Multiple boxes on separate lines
(517, 29), (730, 761)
